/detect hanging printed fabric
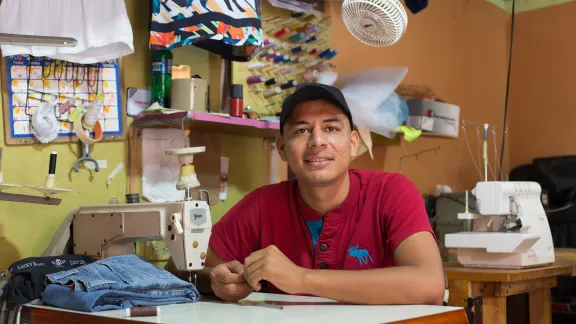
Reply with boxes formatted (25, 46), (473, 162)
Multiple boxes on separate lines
(149, 0), (264, 62)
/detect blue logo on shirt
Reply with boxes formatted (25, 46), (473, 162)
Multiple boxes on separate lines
(348, 244), (373, 266)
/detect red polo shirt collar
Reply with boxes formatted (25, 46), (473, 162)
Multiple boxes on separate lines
(295, 171), (361, 222)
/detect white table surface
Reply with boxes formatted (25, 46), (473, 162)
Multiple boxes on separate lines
(24, 292), (464, 324)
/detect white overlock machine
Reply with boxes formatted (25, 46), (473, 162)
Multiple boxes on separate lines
(72, 146), (212, 280)
(444, 181), (555, 269)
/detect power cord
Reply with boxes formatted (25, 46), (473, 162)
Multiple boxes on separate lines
(499, 0), (516, 180)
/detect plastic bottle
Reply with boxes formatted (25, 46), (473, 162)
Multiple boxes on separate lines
(82, 93), (105, 129)
(151, 50), (173, 108)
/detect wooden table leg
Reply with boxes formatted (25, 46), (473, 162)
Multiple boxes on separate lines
(482, 296), (506, 324)
(529, 289), (552, 324)
(448, 280), (471, 307)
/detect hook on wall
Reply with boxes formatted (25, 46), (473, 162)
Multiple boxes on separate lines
(398, 146), (441, 173)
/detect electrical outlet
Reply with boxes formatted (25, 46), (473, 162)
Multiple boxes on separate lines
(85, 160), (107, 170)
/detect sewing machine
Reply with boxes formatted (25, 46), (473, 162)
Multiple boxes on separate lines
(72, 147), (211, 278)
(444, 181), (555, 269)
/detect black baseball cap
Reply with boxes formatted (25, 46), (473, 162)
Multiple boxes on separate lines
(280, 83), (354, 134)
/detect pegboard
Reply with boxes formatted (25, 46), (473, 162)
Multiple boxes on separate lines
(231, 1), (333, 116)
(1, 55), (126, 145)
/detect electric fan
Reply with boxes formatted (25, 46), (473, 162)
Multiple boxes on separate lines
(341, 0), (408, 47)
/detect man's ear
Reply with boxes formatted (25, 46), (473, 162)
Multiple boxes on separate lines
(350, 129), (360, 158)
(276, 135), (288, 162)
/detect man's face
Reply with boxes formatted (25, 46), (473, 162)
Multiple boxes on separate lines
(277, 99), (359, 185)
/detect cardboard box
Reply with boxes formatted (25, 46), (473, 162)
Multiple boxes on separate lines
(407, 99), (460, 137)
(171, 78), (209, 112)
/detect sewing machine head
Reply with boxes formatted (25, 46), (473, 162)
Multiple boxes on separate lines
(444, 181), (555, 269)
(71, 146), (212, 273)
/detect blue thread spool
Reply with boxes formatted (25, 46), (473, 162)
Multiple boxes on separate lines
(289, 33), (305, 43)
(325, 50), (338, 60)
(291, 46), (304, 54)
(305, 36), (317, 43)
(318, 49), (331, 58)
(274, 55), (289, 63)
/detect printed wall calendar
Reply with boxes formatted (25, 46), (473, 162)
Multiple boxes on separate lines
(2, 55), (125, 145)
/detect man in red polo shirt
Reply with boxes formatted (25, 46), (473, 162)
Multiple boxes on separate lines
(168, 83), (445, 305)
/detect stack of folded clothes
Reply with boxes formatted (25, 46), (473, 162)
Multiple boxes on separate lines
(42, 254), (199, 312)
(0, 255), (97, 324)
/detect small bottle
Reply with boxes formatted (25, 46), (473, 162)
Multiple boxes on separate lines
(229, 84), (243, 117)
(151, 50), (173, 108)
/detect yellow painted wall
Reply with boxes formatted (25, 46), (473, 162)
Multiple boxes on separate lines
(0, 0), (267, 269)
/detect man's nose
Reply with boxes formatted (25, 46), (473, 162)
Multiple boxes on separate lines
(307, 127), (328, 148)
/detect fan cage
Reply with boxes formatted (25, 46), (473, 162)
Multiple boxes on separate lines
(341, 0), (408, 47)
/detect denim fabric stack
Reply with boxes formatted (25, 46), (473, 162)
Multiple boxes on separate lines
(42, 254), (199, 312)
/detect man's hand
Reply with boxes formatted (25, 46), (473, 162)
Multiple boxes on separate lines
(210, 261), (253, 302)
(243, 245), (307, 294)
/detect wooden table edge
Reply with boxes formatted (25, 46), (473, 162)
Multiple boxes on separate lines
(21, 305), (468, 324)
(443, 262), (574, 282)
(389, 309), (468, 324)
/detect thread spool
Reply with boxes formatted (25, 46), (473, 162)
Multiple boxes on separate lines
(304, 25), (320, 35)
(248, 62), (266, 70)
(318, 49), (332, 58)
(48, 151), (57, 176)
(305, 36), (317, 43)
(230, 84), (243, 117)
(280, 67), (294, 75)
(325, 50), (338, 60)
(295, 24), (311, 32)
(265, 41), (279, 48)
(126, 307), (159, 317)
(263, 87), (282, 98)
(126, 193), (140, 204)
(258, 49), (274, 58)
(302, 70), (319, 81)
(280, 80), (297, 89)
(308, 48), (318, 55)
(247, 75), (265, 84)
(291, 46), (306, 54)
(289, 23), (305, 30)
(274, 27), (289, 38)
(286, 56), (297, 63)
(266, 52), (280, 60)
(289, 33), (305, 43)
(273, 55), (289, 63)
(304, 60), (320, 68)
(265, 78), (278, 86)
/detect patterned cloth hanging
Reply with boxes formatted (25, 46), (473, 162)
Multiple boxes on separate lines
(149, 0), (264, 62)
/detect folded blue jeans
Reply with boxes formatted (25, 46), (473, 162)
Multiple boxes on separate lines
(41, 255), (199, 312)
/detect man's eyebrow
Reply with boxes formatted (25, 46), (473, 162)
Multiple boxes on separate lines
(292, 120), (310, 126)
(323, 118), (343, 124)
(291, 118), (343, 126)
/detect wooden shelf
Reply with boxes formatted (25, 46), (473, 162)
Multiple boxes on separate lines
(133, 111), (280, 138)
(372, 130), (457, 145)
(132, 111), (457, 144)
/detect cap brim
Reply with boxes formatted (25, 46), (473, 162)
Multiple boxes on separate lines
(281, 84), (351, 131)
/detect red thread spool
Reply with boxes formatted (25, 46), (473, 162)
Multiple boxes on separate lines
(125, 307), (159, 317)
(230, 84), (243, 117)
